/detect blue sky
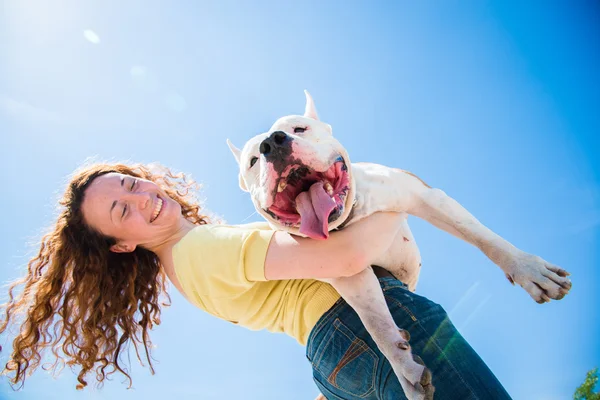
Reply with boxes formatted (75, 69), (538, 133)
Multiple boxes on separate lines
(0, 1), (598, 399)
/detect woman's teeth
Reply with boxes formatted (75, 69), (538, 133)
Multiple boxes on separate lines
(151, 198), (163, 222)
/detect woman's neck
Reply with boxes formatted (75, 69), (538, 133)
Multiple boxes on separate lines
(153, 218), (197, 258)
(153, 218), (199, 295)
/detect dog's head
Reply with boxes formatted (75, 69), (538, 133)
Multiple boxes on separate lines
(228, 91), (355, 240)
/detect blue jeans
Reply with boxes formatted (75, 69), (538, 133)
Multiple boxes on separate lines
(306, 276), (512, 399)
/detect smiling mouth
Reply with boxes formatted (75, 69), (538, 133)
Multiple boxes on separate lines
(264, 156), (350, 239)
(150, 196), (164, 223)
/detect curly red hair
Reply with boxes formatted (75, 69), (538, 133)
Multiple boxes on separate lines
(0, 162), (209, 389)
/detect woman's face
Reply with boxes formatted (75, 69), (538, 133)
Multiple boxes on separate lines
(81, 172), (183, 253)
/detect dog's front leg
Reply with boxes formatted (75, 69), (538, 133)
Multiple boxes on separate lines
(408, 184), (572, 303)
(323, 267), (434, 400)
(353, 164), (572, 303)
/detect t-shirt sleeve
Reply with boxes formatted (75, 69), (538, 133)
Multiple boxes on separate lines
(239, 227), (276, 282)
(176, 224), (276, 301)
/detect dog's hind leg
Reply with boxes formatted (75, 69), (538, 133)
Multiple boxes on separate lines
(324, 267), (434, 400)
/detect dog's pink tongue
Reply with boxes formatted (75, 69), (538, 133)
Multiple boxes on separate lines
(296, 182), (336, 240)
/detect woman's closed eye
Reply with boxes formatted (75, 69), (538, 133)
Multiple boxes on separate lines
(121, 179), (138, 219)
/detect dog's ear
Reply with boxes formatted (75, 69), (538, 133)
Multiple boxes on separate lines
(227, 139), (242, 165)
(227, 140), (249, 191)
(238, 174), (248, 192)
(303, 90), (319, 121)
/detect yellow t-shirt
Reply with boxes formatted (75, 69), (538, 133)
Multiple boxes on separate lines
(172, 222), (341, 345)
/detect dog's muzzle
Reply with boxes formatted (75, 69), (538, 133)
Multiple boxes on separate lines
(264, 155), (351, 240)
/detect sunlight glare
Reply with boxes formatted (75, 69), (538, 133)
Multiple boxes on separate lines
(83, 29), (100, 44)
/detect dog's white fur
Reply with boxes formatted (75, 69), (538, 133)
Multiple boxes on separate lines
(228, 91), (571, 400)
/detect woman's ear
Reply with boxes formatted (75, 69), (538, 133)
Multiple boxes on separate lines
(110, 242), (136, 253)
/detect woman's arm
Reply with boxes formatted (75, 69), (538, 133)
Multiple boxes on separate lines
(264, 212), (403, 280)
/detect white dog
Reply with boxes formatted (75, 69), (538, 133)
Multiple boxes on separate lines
(227, 91), (571, 400)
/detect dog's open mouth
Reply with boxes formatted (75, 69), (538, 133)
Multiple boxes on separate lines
(264, 156), (350, 240)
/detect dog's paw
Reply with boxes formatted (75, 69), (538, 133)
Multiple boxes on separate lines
(386, 329), (435, 400)
(504, 252), (572, 303)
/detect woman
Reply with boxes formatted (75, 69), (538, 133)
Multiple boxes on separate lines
(0, 162), (512, 399)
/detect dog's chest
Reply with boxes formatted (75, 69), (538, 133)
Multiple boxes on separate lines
(344, 164), (423, 290)
(345, 212), (422, 291)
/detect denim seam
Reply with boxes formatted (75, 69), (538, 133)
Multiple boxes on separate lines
(381, 281), (408, 291)
(308, 299), (346, 361)
(313, 323), (338, 368)
(327, 338), (363, 386)
(382, 285), (403, 292)
(315, 352), (378, 399)
(312, 319), (378, 398)
(313, 376), (347, 400)
(329, 320), (378, 398)
(383, 294), (417, 322)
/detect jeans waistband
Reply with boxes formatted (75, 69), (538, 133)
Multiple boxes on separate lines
(378, 276), (409, 291)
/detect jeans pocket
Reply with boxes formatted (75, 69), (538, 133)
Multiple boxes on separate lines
(311, 318), (379, 398)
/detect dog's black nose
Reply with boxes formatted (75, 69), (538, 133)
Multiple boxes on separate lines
(260, 131), (289, 159)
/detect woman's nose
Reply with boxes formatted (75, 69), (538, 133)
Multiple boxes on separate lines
(124, 192), (151, 210)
